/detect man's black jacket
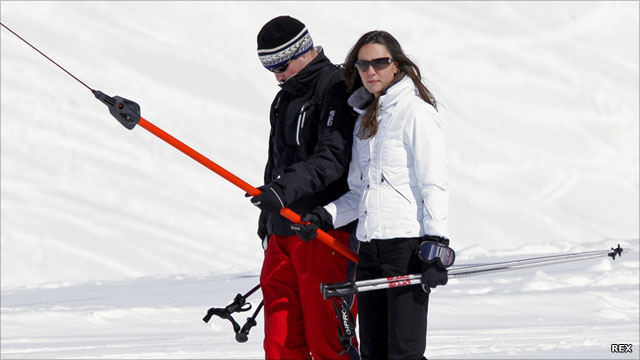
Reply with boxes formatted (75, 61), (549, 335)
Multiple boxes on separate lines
(258, 49), (357, 239)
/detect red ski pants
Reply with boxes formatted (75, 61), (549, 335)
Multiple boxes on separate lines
(260, 230), (358, 360)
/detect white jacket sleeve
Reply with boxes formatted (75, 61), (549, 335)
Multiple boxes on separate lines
(325, 138), (363, 228)
(406, 104), (449, 238)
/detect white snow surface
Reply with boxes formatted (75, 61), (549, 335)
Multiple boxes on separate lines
(1, 1), (638, 359)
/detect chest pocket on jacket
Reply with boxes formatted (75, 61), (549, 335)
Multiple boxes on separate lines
(290, 98), (322, 148)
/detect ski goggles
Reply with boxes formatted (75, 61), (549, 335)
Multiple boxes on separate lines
(354, 57), (394, 72)
(417, 241), (456, 269)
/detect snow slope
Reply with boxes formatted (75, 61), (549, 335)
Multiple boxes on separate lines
(1, 1), (638, 359)
(1, 239), (638, 359)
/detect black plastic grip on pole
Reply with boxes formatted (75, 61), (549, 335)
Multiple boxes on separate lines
(321, 281), (357, 300)
(235, 301), (263, 343)
(93, 90), (141, 130)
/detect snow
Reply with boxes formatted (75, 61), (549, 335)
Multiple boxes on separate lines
(1, 1), (638, 359)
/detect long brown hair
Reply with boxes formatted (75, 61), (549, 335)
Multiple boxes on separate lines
(342, 30), (437, 139)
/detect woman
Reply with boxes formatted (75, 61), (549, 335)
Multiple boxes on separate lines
(292, 30), (450, 359)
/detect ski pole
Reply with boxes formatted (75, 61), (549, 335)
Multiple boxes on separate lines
(321, 244), (624, 298)
(1, 22), (358, 264)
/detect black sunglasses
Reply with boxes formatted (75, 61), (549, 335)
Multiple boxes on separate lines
(269, 58), (293, 74)
(354, 57), (393, 72)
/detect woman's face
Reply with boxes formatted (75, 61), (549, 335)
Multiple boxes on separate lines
(356, 43), (398, 98)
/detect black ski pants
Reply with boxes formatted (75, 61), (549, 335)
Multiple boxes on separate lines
(356, 237), (429, 360)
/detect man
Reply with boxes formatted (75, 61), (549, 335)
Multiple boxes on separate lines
(249, 15), (358, 360)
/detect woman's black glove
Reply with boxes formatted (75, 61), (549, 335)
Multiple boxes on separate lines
(419, 235), (450, 292)
(290, 206), (334, 242)
(420, 263), (448, 292)
(248, 183), (286, 214)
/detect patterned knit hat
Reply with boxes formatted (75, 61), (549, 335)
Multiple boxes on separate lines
(257, 16), (314, 71)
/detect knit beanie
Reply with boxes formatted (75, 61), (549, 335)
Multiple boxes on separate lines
(257, 16), (314, 70)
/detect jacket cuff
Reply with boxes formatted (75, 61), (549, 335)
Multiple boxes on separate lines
(421, 234), (450, 247)
(323, 203), (337, 228)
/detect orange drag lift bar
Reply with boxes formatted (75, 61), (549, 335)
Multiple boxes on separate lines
(137, 116), (358, 264)
(0, 22), (358, 264)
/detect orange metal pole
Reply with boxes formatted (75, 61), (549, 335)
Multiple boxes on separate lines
(137, 117), (358, 264)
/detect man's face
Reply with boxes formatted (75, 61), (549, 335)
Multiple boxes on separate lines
(273, 55), (308, 83)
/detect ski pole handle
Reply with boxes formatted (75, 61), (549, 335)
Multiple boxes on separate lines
(136, 117), (358, 264)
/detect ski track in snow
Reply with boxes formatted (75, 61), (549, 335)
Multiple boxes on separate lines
(1, 1), (639, 359)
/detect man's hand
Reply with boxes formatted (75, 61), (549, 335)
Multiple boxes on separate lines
(290, 206), (334, 241)
(248, 183), (286, 214)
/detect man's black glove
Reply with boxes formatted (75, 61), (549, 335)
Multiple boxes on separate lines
(420, 235), (450, 292)
(290, 206), (334, 241)
(248, 183), (286, 214)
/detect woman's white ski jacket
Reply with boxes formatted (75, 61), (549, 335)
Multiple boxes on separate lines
(325, 76), (449, 241)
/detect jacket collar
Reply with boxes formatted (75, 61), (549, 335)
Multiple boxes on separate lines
(347, 86), (373, 114)
(378, 75), (415, 111)
(278, 46), (330, 96)
(348, 75), (416, 114)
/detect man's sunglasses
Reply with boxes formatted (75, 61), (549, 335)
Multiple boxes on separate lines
(269, 58), (293, 74)
(354, 57), (393, 72)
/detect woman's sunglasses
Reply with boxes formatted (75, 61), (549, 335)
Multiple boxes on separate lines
(354, 57), (393, 72)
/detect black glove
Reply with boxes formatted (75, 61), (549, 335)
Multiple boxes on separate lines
(290, 206), (334, 241)
(420, 263), (448, 292)
(248, 183), (286, 214)
(420, 235), (450, 292)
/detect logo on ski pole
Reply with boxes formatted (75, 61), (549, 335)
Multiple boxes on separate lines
(387, 275), (411, 288)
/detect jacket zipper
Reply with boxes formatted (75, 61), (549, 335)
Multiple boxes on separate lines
(381, 173), (412, 204)
(296, 105), (308, 146)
